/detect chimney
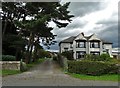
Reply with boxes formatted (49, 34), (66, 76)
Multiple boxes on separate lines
(81, 32), (84, 36)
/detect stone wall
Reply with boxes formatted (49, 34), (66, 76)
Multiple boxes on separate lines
(0, 61), (20, 70)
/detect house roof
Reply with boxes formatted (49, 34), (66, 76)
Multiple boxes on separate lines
(101, 39), (113, 44)
(60, 36), (76, 43)
(59, 33), (112, 44)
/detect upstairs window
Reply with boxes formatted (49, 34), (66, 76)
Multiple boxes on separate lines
(64, 48), (68, 52)
(70, 43), (73, 48)
(76, 41), (86, 48)
(90, 42), (100, 48)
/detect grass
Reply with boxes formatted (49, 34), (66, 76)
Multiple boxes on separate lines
(26, 58), (46, 69)
(67, 73), (119, 81)
(1, 58), (47, 76)
(0, 70), (22, 77)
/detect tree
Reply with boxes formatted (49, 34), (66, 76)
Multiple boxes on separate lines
(2, 2), (74, 63)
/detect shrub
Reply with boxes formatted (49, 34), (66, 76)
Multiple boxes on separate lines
(61, 51), (73, 60)
(2, 55), (16, 61)
(57, 53), (68, 71)
(85, 54), (112, 61)
(85, 54), (101, 61)
(53, 56), (57, 61)
(68, 60), (118, 76)
(20, 61), (27, 72)
(38, 49), (51, 58)
(100, 53), (111, 61)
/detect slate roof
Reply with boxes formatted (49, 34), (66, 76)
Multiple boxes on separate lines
(101, 39), (113, 44)
(59, 35), (112, 44)
(60, 36), (76, 43)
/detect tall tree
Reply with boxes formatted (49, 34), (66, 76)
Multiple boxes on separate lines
(2, 2), (74, 63)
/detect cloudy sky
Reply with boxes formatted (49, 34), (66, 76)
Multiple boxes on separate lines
(45, 0), (119, 52)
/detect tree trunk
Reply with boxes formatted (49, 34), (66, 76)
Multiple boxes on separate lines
(33, 36), (39, 62)
(25, 32), (33, 63)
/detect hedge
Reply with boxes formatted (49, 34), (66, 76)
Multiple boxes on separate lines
(68, 60), (118, 76)
(2, 55), (16, 61)
(57, 53), (68, 72)
(84, 54), (112, 61)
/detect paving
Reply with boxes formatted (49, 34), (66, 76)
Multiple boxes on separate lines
(2, 58), (118, 86)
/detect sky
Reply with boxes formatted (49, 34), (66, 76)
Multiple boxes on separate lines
(45, 0), (119, 52)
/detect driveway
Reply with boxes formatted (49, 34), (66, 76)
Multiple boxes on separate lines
(2, 58), (118, 86)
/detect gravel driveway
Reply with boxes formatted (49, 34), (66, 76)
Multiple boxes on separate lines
(2, 58), (118, 86)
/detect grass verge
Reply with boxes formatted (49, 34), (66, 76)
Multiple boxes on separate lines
(67, 73), (119, 82)
(0, 70), (21, 77)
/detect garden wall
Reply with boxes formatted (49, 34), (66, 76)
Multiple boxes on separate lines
(0, 61), (20, 70)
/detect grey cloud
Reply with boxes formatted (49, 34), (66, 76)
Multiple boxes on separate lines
(97, 12), (118, 26)
(66, 17), (87, 29)
(97, 24), (118, 47)
(69, 2), (101, 17)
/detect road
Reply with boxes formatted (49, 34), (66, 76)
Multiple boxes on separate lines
(2, 58), (118, 86)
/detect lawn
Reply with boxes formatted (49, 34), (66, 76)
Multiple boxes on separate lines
(0, 70), (21, 77)
(67, 73), (119, 81)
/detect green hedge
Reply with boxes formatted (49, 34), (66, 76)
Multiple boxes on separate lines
(85, 54), (112, 61)
(68, 60), (118, 76)
(61, 51), (74, 60)
(2, 55), (16, 61)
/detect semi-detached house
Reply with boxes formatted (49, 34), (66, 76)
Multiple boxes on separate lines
(59, 32), (113, 59)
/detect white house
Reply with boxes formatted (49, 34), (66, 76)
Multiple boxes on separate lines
(59, 32), (113, 59)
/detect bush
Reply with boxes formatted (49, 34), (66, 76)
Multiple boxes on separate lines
(61, 51), (73, 60)
(20, 61), (27, 72)
(85, 54), (112, 61)
(38, 49), (51, 58)
(85, 54), (101, 61)
(2, 55), (16, 61)
(68, 60), (118, 76)
(100, 53), (111, 61)
(57, 53), (68, 71)
(53, 56), (57, 61)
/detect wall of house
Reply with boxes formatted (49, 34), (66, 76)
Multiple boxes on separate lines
(73, 40), (77, 59)
(59, 33), (113, 59)
(103, 44), (112, 57)
(59, 43), (73, 53)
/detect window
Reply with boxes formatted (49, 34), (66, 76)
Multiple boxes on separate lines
(76, 51), (86, 59)
(90, 52), (100, 55)
(64, 48), (68, 52)
(90, 42), (100, 48)
(70, 43), (73, 48)
(76, 41), (86, 48)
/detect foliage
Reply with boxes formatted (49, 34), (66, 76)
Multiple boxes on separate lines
(68, 60), (118, 76)
(57, 53), (68, 72)
(2, 2), (74, 63)
(84, 54), (100, 61)
(20, 61), (27, 72)
(37, 49), (51, 58)
(61, 51), (74, 60)
(84, 54), (112, 61)
(2, 55), (16, 61)
(100, 53), (112, 61)
(53, 56), (58, 61)
(26, 58), (46, 69)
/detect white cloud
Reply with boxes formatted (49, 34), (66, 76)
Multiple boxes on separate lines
(48, 0), (119, 51)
